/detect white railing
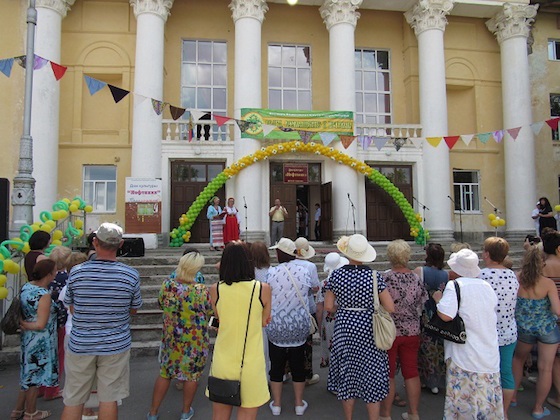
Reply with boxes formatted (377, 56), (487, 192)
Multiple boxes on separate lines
(162, 119), (236, 142)
(356, 123), (423, 139)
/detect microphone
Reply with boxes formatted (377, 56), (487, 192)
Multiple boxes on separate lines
(347, 193), (350, 198)
(243, 196), (247, 209)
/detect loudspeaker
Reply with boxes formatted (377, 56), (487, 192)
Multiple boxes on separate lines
(0, 179), (9, 242)
(118, 237), (145, 257)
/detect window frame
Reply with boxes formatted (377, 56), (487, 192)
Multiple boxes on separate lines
(452, 170), (481, 214)
(548, 39), (560, 61)
(83, 165), (117, 214)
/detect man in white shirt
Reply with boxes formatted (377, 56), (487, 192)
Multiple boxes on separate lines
(314, 203), (321, 241)
(269, 198), (288, 246)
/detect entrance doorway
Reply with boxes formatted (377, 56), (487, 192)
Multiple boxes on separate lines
(366, 165), (413, 241)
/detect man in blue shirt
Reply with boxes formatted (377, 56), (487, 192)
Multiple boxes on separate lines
(62, 223), (142, 420)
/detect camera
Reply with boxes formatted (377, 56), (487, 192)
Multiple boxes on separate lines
(525, 235), (541, 246)
(209, 316), (219, 328)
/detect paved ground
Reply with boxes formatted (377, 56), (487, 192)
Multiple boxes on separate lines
(0, 347), (556, 420)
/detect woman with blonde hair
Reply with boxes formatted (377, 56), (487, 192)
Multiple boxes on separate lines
(513, 246), (560, 419)
(380, 240), (427, 420)
(147, 251), (212, 420)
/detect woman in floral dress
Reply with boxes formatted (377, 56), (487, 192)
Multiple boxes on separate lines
(147, 252), (213, 420)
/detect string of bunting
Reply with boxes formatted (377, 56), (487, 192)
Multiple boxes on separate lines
(0, 54), (67, 81)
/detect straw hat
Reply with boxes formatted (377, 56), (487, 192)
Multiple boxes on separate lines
(336, 234), (376, 263)
(447, 249), (481, 278)
(269, 237), (297, 256)
(295, 237), (315, 259)
(323, 252), (349, 274)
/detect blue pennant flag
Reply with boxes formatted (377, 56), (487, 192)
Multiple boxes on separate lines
(84, 75), (107, 95)
(0, 58), (14, 77)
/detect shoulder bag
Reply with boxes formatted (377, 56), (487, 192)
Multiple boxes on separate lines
(424, 279), (467, 344)
(207, 281), (257, 406)
(372, 270), (396, 351)
(1, 287), (22, 335)
(284, 265), (318, 335)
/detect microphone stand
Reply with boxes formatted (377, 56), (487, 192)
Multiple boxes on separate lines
(243, 196), (248, 242)
(484, 196), (501, 237)
(447, 195), (463, 243)
(347, 193), (356, 234)
(413, 196), (430, 247)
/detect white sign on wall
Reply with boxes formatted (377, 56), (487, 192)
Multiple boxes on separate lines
(125, 178), (162, 203)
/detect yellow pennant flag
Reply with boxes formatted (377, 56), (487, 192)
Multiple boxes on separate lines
(426, 137), (443, 148)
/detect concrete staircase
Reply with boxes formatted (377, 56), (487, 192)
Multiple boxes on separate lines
(0, 241), (528, 364)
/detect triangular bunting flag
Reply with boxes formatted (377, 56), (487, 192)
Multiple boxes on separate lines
(339, 135), (355, 149)
(84, 75), (107, 96)
(506, 127), (521, 140)
(357, 135), (373, 150)
(279, 126), (294, 132)
(444, 135), (460, 149)
(545, 117), (560, 131)
(319, 132), (337, 146)
(236, 119), (252, 133)
(108, 84), (130, 103)
(262, 124), (277, 137)
(15, 55), (26, 68)
(191, 110), (209, 122)
(426, 137), (443, 148)
(394, 138), (406, 151)
(169, 105), (186, 120)
(298, 130), (313, 144)
(477, 132), (492, 144)
(214, 115), (232, 127)
(373, 136), (389, 151)
(151, 99), (167, 116)
(0, 58), (14, 77)
(531, 121), (544, 135)
(409, 137), (424, 149)
(492, 130), (504, 143)
(50, 61), (67, 80)
(133, 93), (148, 108)
(460, 134), (474, 146)
(33, 55), (48, 70)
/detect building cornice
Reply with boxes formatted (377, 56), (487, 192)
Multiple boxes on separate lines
(36, 0), (76, 18)
(319, 0), (362, 31)
(486, 3), (538, 44)
(130, 0), (174, 22)
(229, 0), (269, 23)
(405, 0), (454, 36)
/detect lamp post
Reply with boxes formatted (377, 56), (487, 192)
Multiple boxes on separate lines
(10, 0), (37, 238)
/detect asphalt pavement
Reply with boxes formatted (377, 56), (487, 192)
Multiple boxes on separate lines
(0, 348), (556, 419)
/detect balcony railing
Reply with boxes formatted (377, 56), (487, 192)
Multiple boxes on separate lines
(356, 123), (422, 139)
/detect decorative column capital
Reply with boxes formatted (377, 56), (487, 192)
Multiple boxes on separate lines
(229, 0), (268, 24)
(486, 3), (538, 45)
(130, 0), (174, 22)
(36, 0), (76, 18)
(319, 0), (362, 31)
(405, 0), (454, 36)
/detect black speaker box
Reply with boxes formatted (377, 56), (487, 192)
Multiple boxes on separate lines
(0, 179), (9, 242)
(118, 237), (145, 257)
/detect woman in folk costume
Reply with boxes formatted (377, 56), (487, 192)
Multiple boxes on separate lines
(223, 197), (241, 244)
(206, 196), (225, 251)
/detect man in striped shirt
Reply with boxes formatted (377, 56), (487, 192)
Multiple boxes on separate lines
(62, 223), (142, 420)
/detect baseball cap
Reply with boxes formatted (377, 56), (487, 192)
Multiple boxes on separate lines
(95, 223), (123, 245)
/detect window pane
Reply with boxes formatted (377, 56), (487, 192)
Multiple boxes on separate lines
(197, 88), (211, 109)
(379, 94), (391, 113)
(213, 42), (227, 63)
(298, 91), (311, 110)
(356, 93), (363, 112)
(296, 46), (311, 66)
(309, 163), (321, 183)
(364, 71), (376, 90)
(213, 88), (226, 110)
(85, 166), (116, 181)
(191, 165), (206, 182)
(556, 42), (560, 61)
(95, 183), (106, 211)
(84, 182), (93, 205)
(282, 46), (295, 66)
(283, 68), (296, 88)
(354, 50), (362, 67)
(377, 51), (389, 70)
(471, 185), (480, 211)
(107, 183), (116, 212)
(269, 45), (281, 66)
(181, 87), (196, 109)
(297, 68), (310, 89)
(364, 94), (377, 112)
(183, 40), (196, 62)
(365, 114), (377, 124)
(198, 41), (212, 62)
(269, 67), (281, 87)
(208, 164), (222, 181)
(182, 63), (197, 85)
(283, 90), (297, 109)
(454, 171), (476, 183)
(453, 185), (461, 210)
(379, 72), (390, 91)
(213, 65), (227, 86)
(269, 90), (281, 109)
(197, 64), (212, 85)
(549, 41), (555, 60)
(363, 51), (376, 68)
(355, 71), (362, 90)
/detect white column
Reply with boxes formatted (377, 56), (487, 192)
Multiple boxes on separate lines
(32, 0), (75, 219)
(320, 0), (362, 238)
(486, 4), (538, 240)
(405, 0), (454, 242)
(230, 0), (268, 241)
(130, 0), (173, 179)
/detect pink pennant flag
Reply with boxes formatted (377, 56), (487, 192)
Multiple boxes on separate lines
(460, 134), (474, 146)
(214, 115), (232, 127)
(33, 55), (48, 70)
(492, 130), (504, 143)
(506, 127), (521, 140)
(545, 117), (560, 131)
(531, 122), (544, 135)
(426, 137), (443, 148)
(50, 61), (67, 81)
(409, 137), (424, 149)
(444, 136), (460, 149)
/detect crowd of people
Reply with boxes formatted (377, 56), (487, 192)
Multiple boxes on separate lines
(7, 219), (560, 420)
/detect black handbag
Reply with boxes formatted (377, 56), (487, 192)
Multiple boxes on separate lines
(207, 281), (257, 406)
(424, 280), (467, 344)
(1, 292), (22, 335)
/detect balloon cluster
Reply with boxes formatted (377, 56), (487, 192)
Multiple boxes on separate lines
(170, 141), (428, 246)
(487, 213), (506, 228)
(0, 196), (93, 299)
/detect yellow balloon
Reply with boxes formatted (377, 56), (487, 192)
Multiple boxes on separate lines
(53, 230), (63, 240)
(31, 223), (40, 232)
(51, 211), (61, 221)
(0, 287), (8, 299)
(84, 205), (93, 213)
(77, 229), (84, 238)
(69, 204), (79, 213)
(488, 213), (496, 221)
(0, 274), (7, 287)
(62, 198), (71, 204)
(4, 260), (20, 274)
(40, 225), (53, 233)
(59, 210), (69, 219)
(490, 219), (500, 227)
(499, 219), (506, 226)
(52, 239), (62, 246)
(74, 219), (84, 229)
(71, 200), (81, 207)
(555, 204), (560, 212)
(46, 220), (56, 229)
(22, 243), (30, 254)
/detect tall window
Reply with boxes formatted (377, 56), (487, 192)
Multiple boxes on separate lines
(548, 40), (560, 60)
(453, 170), (480, 212)
(83, 166), (117, 213)
(181, 40), (227, 115)
(355, 49), (392, 125)
(268, 44), (312, 110)
(551, 93), (560, 140)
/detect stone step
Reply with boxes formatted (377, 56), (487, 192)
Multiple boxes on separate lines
(131, 309), (163, 325)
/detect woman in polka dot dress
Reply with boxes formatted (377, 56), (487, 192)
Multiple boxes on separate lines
(324, 234), (395, 420)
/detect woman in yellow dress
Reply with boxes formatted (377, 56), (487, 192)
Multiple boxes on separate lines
(208, 241), (272, 420)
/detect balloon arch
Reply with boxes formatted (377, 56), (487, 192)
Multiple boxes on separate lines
(169, 141), (429, 246)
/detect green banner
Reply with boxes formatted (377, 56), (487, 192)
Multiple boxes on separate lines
(241, 108), (354, 139)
